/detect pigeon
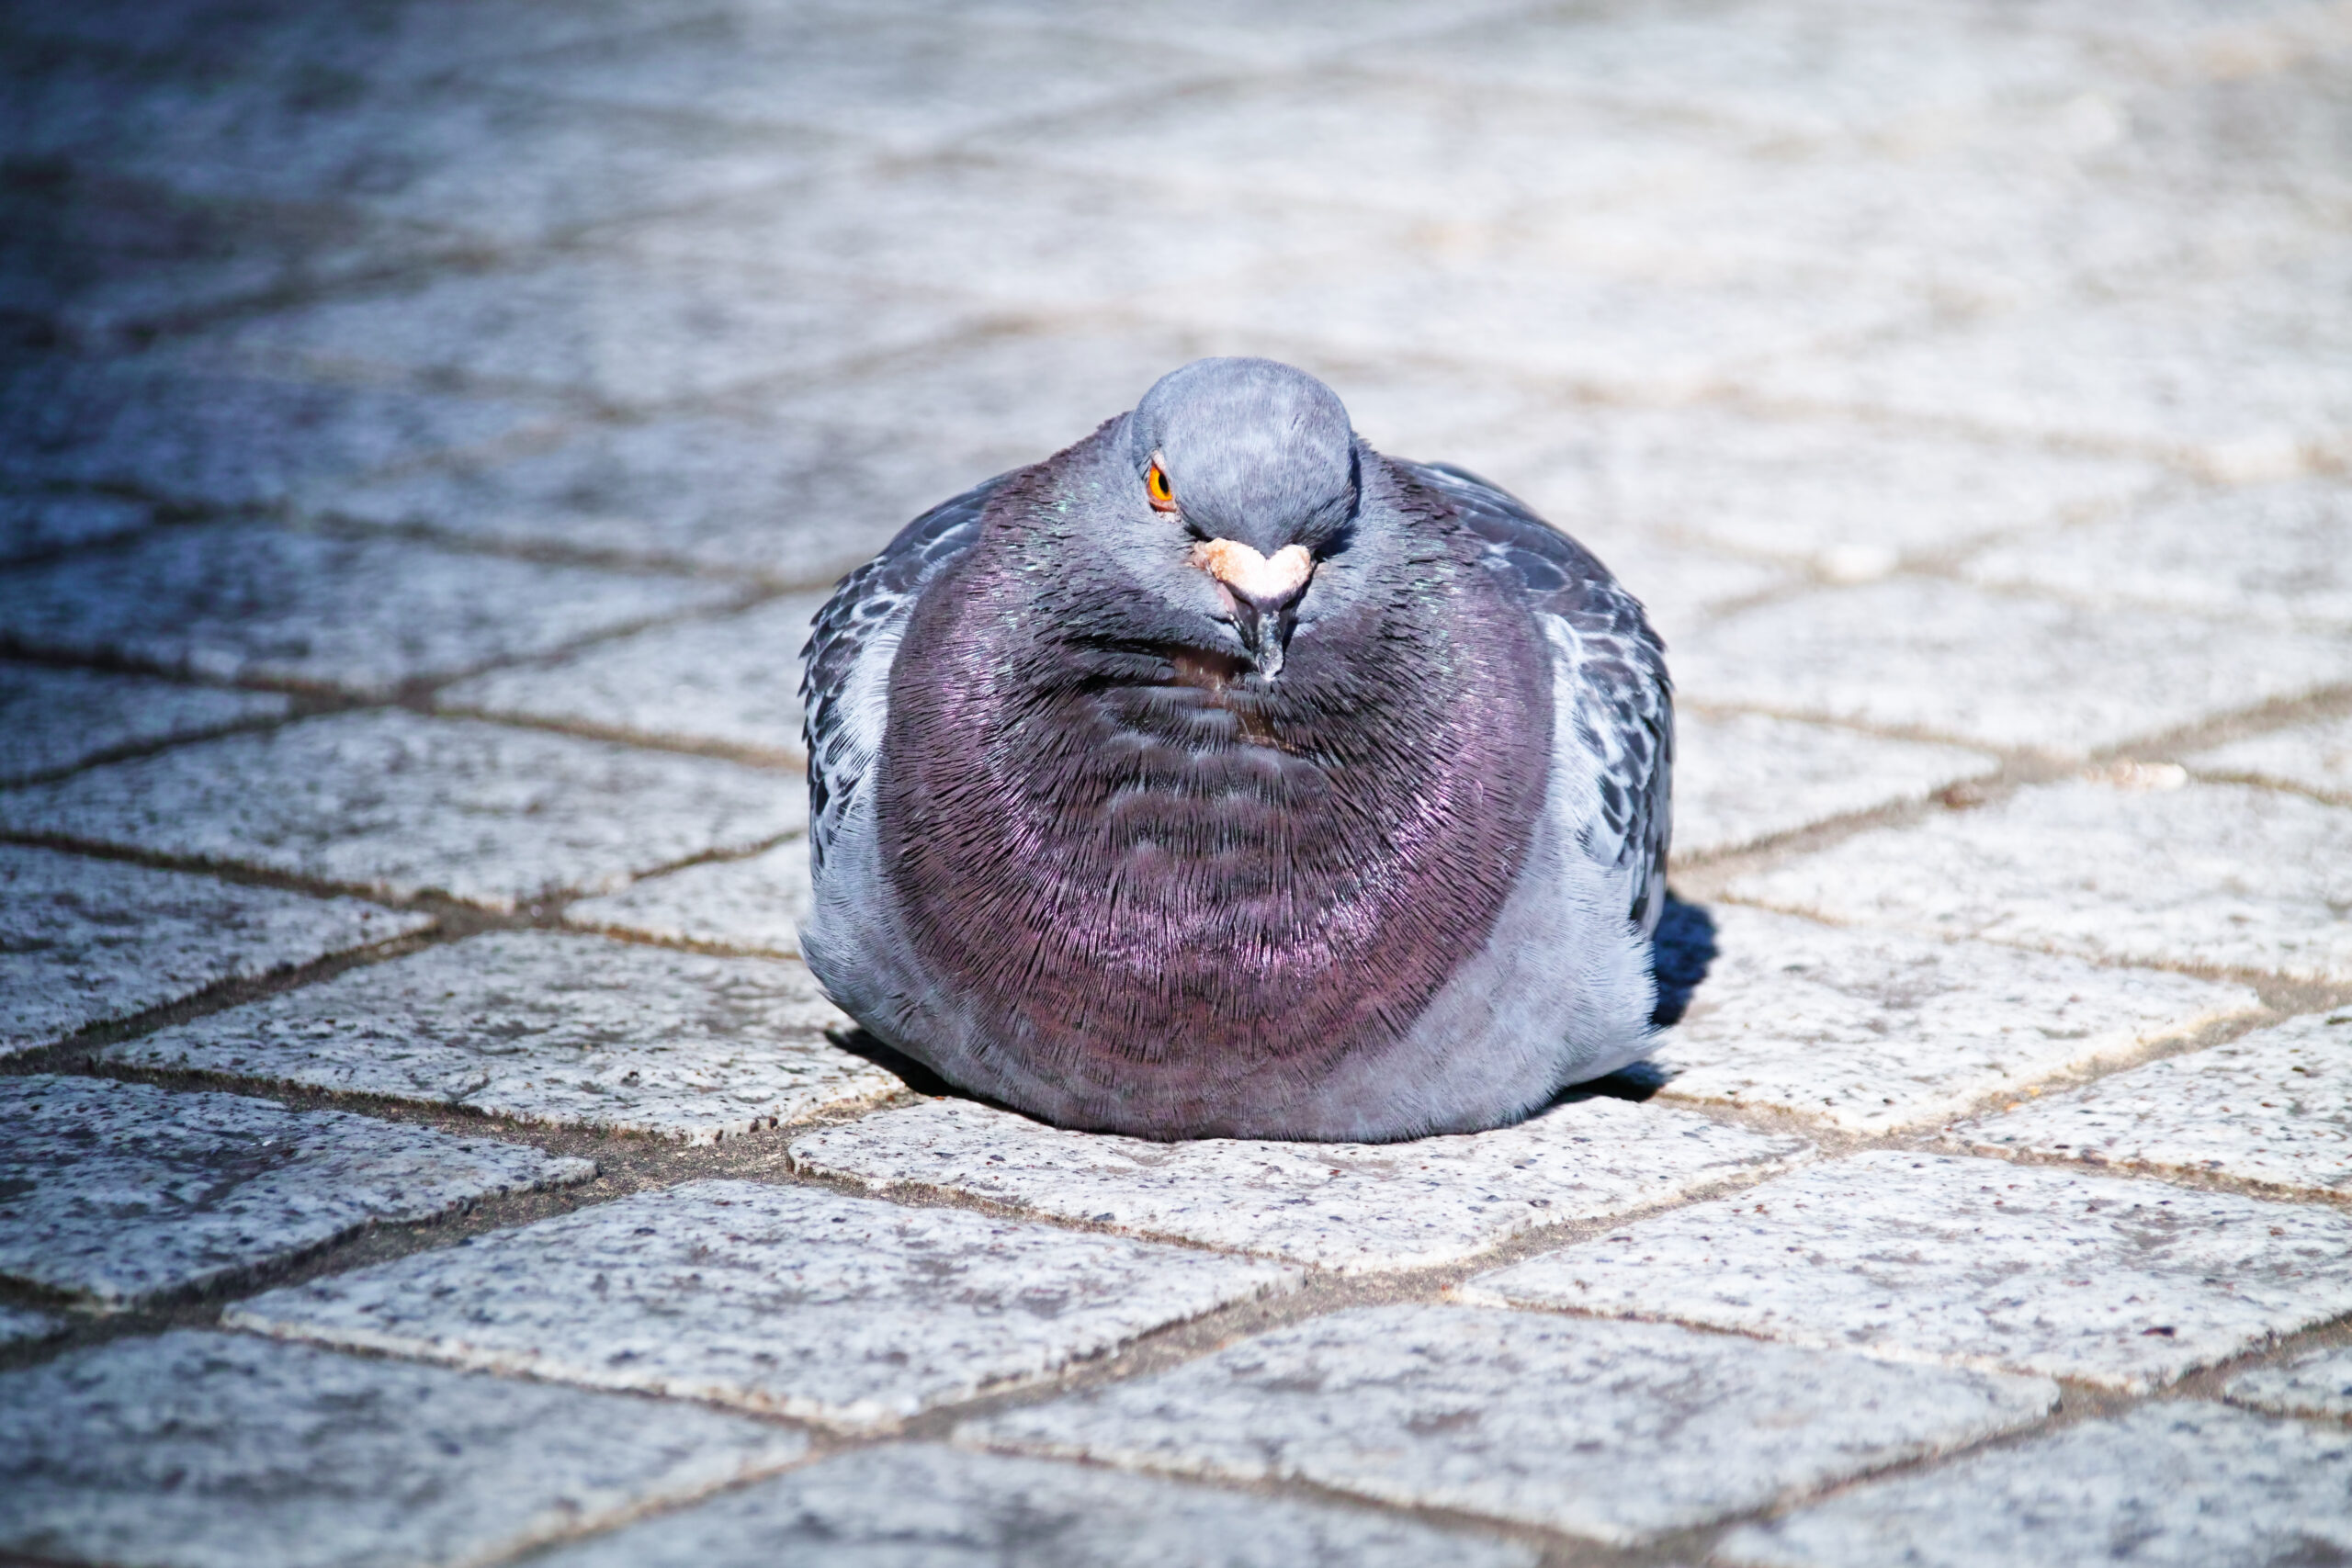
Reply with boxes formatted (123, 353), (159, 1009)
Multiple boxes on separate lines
(801, 357), (1670, 1141)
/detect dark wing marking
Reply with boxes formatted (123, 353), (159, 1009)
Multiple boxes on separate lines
(800, 473), (1008, 873)
(1402, 459), (1673, 936)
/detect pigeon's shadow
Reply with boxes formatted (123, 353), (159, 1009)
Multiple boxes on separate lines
(1564, 892), (1716, 1105)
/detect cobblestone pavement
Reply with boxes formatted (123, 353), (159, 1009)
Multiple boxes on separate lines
(4, 1), (2351, 1563)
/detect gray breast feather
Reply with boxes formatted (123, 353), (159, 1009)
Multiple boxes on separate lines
(1399, 460), (1674, 938)
(800, 473), (1007, 873)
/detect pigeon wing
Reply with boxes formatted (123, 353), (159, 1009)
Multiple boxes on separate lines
(800, 473), (1007, 874)
(1401, 459), (1674, 937)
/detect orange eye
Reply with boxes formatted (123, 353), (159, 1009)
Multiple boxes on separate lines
(1145, 459), (1177, 512)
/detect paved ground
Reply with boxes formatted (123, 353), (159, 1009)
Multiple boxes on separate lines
(4, 1), (2351, 1562)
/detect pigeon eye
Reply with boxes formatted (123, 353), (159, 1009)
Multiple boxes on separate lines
(1145, 459), (1177, 512)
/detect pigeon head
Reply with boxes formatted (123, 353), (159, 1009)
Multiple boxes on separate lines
(1110, 357), (1360, 677)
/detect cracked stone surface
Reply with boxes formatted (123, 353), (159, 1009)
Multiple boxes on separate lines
(1717, 1402), (2352, 1568)
(437, 592), (825, 760)
(1463, 1152), (2352, 1391)
(0, 520), (739, 696)
(2184, 712), (2352, 806)
(0, 709), (806, 912)
(1959, 1010), (2352, 1194)
(565, 838), (812, 958)
(0, 1330), (806, 1568)
(789, 1094), (1810, 1273)
(1728, 777), (2352, 982)
(0, 843), (429, 1057)
(1673, 712), (1998, 857)
(1963, 479), (2352, 630)
(2225, 1346), (2352, 1423)
(0, 1074), (594, 1307)
(1651, 904), (2261, 1132)
(960, 1304), (2056, 1545)
(230, 1179), (1299, 1431)
(533, 1443), (1539, 1568)
(108, 930), (894, 1144)
(1671, 576), (2352, 758)
(0, 660), (288, 784)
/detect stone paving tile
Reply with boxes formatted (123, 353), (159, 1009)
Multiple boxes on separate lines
(0, 351), (548, 511)
(0, 490), (153, 563)
(535, 1442), (1538, 1568)
(485, 10), (1237, 152)
(960, 1304), (2055, 1545)
(1463, 1152), (2352, 1391)
(0, 1329), (806, 1568)
(1717, 1401), (2352, 1568)
(229, 1179), (1298, 1432)
(436, 592), (824, 760)
(1959, 1010), (2352, 1195)
(0, 709), (806, 912)
(1729, 776), (2352, 982)
(1651, 906), (2260, 1133)
(0, 1305), (64, 1348)
(315, 408), (925, 581)
(566, 839), (811, 958)
(0, 660), (288, 784)
(1671, 576), (2352, 759)
(108, 930), (892, 1145)
(2185, 711), (2352, 805)
(211, 250), (984, 411)
(2226, 1346), (2352, 1422)
(0, 843), (428, 1058)
(0, 1074), (594, 1307)
(789, 1094), (1811, 1274)
(1963, 479), (2352, 629)
(1673, 712), (1997, 858)
(0, 521), (738, 695)
(1582, 407), (2167, 573)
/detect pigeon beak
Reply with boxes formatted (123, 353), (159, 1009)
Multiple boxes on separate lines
(1193, 539), (1313, 678)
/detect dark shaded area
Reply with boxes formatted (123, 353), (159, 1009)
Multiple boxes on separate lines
(1648, 892), (1717, 1028)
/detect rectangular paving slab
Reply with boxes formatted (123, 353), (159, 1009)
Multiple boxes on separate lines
(1717, 1401), (2352, 1568)
(1, 843), (429, 1057)
(532, 1442), (1537, 1568)
(788, 1094), (1810, 1273)
(0, 1304), (63, 1348)
(1672, 710), (1996, 857)
(958, 1303), (2055, 1545)
(0, 709), (806, 911)
(1959, 1010), (2352, 1195)
(0, 1329), (806, 1568)
(109, 930), (898, 1144)
(0, 490), (153, 564)
(2184, 710), (2352, 806)
(1729, 776), (2352, 982)
(1653, 904), (2260, 1132)
(0, 660), (288, 784)
(436, 592), (825, 761)
(565, 838), (811, 957)
(2225, 1345), (2352, 1422)
(0, 1074), (594, 1307)
(0, 520), (741, 696)
(1462, 1152), (2352, 1391)
(1670, 576), (2352, 758)
(228, 1179), (1299, 1432)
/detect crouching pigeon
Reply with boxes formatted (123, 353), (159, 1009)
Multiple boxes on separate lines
(800, 357), (1670, 1141)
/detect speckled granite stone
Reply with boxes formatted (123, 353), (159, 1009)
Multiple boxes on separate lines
(231, 1179), (1298, 1431)
(1464, 1152), (2352, 1391)
(960, 1304), (2055, 1544)
(0, 1330), (806, 1568)
(565, 839), (811, 958)
(2224, 1345), (2352, 1422)
(0, 843), (428, 1057)
(1672, 711), (1996, 857)
(0, 660), (288, 784)
(2185, 712), (2352, 806)
(0, 1075), (594, 1306)
(109, 930), (895, 1144)
(789, 1094), (1810, 1272)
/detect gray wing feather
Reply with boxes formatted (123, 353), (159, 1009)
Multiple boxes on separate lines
(801, 473), (1007, 874)
(1403, 460), (1673, 937)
